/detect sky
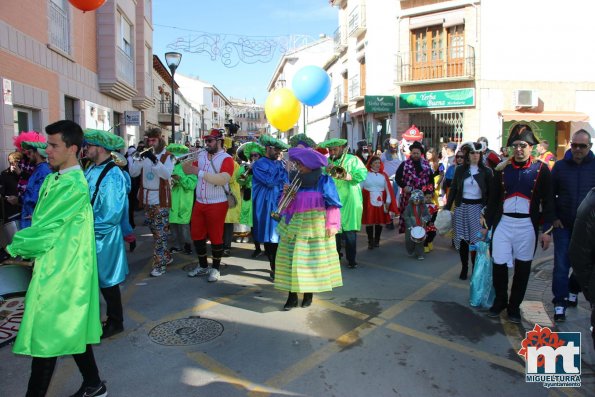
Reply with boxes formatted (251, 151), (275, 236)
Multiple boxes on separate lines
(152, 0), (338, 105)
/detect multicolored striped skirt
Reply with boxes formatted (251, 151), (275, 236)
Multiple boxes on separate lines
(274, 209), (343, 293)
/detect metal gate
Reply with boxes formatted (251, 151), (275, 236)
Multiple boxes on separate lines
(409, 112), (464, 150)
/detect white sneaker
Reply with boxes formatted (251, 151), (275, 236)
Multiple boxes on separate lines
(166, 256), (174, 266)
(187, 266), (210, 277)
(150, 266), (166, 277)
(208, 268), (220, 282)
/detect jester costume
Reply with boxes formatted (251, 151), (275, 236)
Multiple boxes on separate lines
(7, 168), (101, 357)
(395, 157), (432, 233)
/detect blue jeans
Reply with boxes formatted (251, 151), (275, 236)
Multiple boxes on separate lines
(552, 228), (581, 306)
(336, 230), (357, 265)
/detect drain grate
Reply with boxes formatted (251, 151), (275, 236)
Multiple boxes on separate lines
(148, 317), (224, 346)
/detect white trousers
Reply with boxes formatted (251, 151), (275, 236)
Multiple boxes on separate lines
(492, 215), (535, 267)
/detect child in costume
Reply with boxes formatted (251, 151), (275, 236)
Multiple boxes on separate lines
(403, 189), (430, 260)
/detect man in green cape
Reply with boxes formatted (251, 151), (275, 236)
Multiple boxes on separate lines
(319, 138), (368, 268)
(2, 120), (106, 397)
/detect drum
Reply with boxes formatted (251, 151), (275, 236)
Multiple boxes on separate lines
(410, 226), (427, 243)
(0, 220), (20, 248)
(0, 264), (31, 348)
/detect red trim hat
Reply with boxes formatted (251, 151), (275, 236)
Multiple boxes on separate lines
(402, 125), (423, 141)
(204, 129), (225, 141)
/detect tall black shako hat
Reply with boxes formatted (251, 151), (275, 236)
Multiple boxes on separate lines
(506, 124), (539, 147)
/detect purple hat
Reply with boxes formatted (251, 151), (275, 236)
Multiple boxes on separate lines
(288, 147), (328, 170)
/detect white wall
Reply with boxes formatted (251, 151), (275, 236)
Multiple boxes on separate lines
(481, 0), (595, 81)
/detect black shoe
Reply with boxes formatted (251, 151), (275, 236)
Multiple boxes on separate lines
(169, 247), (181, 254)
(374, 241), (380, 248)
(283, 292), (298, 311)
(367, 243), (373, 250)
(567, 298), (578, 308)
(487, 303), (507, 318)
(301, 293), (313, 308)
(554, 306), (566, 322)
(459, 266), (468, 280)
(347, 262), (358, 269)
(69, 381), (107, 397)
(507, 311), (521, 324)
(129, 240), (136, 252)
(101, 321), (124, 339)
(251, 249), (263, 258)
(222, 249), (231, 257)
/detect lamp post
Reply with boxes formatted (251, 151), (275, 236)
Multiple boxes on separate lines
(165, 51), (182, 143)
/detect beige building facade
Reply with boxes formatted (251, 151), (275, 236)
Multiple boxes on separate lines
(0, 0), (154, 166)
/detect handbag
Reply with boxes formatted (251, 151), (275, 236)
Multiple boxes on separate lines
(210, 158), (238, 209)
(434, 209), (452, 235)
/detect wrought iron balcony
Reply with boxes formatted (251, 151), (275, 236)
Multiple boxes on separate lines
(158, 100), (181, 126)
(348, 4), (366, 37)
(159, 100), (180, 115)
(396, 45), (475, 85)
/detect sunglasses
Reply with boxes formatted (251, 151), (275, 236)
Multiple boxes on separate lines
(510, 143), (529, 149)
(455, 155), (464, 159)
(570, 143), (589, 149)
(250, 154), (260, 158)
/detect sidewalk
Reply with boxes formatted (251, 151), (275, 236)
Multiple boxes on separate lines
(522, 253), (595, 368)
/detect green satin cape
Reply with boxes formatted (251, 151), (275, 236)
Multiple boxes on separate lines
(7, 169), (102, 357)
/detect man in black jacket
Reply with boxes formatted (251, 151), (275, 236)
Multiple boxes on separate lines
(569, 188), (595, 350)
(551, 129), (595, 321)
(483, 124), (555, 323)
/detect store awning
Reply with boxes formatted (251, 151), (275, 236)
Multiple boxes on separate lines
(498, 110), (590, 122)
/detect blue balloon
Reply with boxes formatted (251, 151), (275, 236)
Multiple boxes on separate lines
(291, 65), (331, 106)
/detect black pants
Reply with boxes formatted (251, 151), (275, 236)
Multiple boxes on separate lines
(264, 242), (278, 273)
(365, 225), (382, 244)
(492, 259), (532, 314)
(100, 284), (123, 327)
(194, 240), (223, 270)
(27, 345), (100, 397)
(223, 223), (234, 250)
(458, 240), (477, 269)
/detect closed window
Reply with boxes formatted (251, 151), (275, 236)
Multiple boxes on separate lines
(118, 12), (133, 57)
(48, 0), (70, 54)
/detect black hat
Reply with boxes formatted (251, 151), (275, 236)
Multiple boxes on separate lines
(409, 141), (425, 154)
(356, 139), (368, 149)
(506, 124), (539, 147)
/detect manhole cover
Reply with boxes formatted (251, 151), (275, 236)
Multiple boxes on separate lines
(148, 317), (224, 345)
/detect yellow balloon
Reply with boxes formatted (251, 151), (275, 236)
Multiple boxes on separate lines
(264, 88), (301, 132)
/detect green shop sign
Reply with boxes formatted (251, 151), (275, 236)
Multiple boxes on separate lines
(365, 96), (396, 113)
(399, 88), (475, 110)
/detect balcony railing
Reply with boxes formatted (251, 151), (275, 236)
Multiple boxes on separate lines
(334, 27), (346, 53)
(348, 4), (366, 37)
(48, 1), (70, 54)
(396, 45), (475, 84)
(334, 85), (345, 106)
(159, 100), (180, 115)
(116, 47), (135, 87)
(349, 75), (361, 100)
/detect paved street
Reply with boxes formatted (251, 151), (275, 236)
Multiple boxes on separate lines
(1, 215), (594, 397)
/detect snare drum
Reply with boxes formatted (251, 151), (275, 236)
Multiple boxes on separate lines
(0, 264), (31, 348)
(410, 226), (427, 243)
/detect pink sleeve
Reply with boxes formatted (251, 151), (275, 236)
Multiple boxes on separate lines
(325, 206), (341, 230)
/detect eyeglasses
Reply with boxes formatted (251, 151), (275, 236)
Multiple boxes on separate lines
(570, 142), (589, 150)
(511, 143), (528, 149)
(455, 155), (464, 159)
(204, 138), (216, 143)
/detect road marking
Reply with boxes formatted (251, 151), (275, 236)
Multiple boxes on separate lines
(250, 266), (457, 396)
(386, 322), (525, 373)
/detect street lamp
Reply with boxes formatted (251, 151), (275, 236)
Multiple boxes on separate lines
(165, 51), (182, 143)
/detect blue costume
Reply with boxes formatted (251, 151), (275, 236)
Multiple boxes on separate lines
(20, 162), (51, 228)
(252, 157), (288, 243)
(85, 160), (130, 288)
